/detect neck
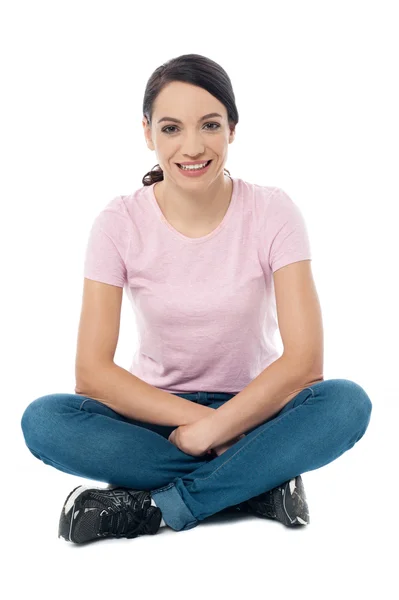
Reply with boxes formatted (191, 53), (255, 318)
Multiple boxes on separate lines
(154, 174), (232, 225)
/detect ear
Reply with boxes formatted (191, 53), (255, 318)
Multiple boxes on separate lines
(229, 124), (236, 144)
(142, 117), (154, 150)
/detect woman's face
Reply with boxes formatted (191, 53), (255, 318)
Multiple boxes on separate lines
(143, 81), (235, 187)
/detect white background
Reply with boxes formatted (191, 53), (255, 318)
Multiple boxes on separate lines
(2, 1), (397, 598)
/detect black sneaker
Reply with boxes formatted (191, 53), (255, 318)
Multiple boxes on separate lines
(58, 485), (162, 544)
(235, 475), (310, 527)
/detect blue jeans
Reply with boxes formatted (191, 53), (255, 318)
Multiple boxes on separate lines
(20, 378), (372, 531)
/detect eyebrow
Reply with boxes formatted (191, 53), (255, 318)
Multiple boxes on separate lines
(157, 112), (223, 125)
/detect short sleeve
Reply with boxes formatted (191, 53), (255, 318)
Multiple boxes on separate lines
(264, 187), (312, 273)
(83, 197), (129, 288)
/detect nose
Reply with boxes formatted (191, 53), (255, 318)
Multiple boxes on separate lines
(179, 133), (206, 157)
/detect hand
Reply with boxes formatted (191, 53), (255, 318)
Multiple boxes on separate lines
(168, 419), (213, 457)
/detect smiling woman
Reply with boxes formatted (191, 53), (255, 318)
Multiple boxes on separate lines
(20, 52), (373, 545)
(141, 53), (237, 189)
(139, 54), (238, 237)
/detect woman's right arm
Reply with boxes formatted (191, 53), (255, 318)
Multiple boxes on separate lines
(75, 278), (215, 427)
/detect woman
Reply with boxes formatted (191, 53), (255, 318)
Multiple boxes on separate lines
(20, 53), (373, 545)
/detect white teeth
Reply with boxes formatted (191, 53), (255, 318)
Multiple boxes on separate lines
(179, 161), (209, 170)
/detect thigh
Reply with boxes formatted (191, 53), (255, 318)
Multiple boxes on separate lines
(233, 386), (316, 436)
(21, 390), (232, 446)
(21, 392), (178, 447)
(78, 394), (178, 439)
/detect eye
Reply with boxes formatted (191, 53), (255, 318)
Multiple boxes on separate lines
(161, 122), (221, 134)
(204, 122), (220, 131)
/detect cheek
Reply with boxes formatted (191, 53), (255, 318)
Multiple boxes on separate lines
(158, 141), (179, 158)
(213, 138), (228, 151)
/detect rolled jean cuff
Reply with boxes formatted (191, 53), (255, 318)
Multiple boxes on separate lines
(151, 482), (198, 531)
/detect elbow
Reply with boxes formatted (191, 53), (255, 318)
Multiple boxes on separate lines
(75, 365), (91, 394)
(75, 360), (117, 395)
(75, 362), (112, 395)
(282, 350), (324, 384)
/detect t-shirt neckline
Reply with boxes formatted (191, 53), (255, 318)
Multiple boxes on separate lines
(148, 176), (239, 243)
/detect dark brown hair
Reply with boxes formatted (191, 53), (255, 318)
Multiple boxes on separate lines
(142, 53), (239, 186)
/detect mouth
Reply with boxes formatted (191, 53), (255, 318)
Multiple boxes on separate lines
(175, 159), (213, 175)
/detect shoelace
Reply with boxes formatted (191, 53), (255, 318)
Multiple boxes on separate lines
(98, 504), (144, 538)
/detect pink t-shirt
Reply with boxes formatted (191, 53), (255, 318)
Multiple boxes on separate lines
(83, 176), (312, 393)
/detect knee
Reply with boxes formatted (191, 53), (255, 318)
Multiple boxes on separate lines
(333, 379), (373, 430)
(21, 396), (45, 450)
(20, 394), (60, 452)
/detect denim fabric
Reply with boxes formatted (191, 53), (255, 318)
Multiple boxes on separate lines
(20, 378), (372, 532)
